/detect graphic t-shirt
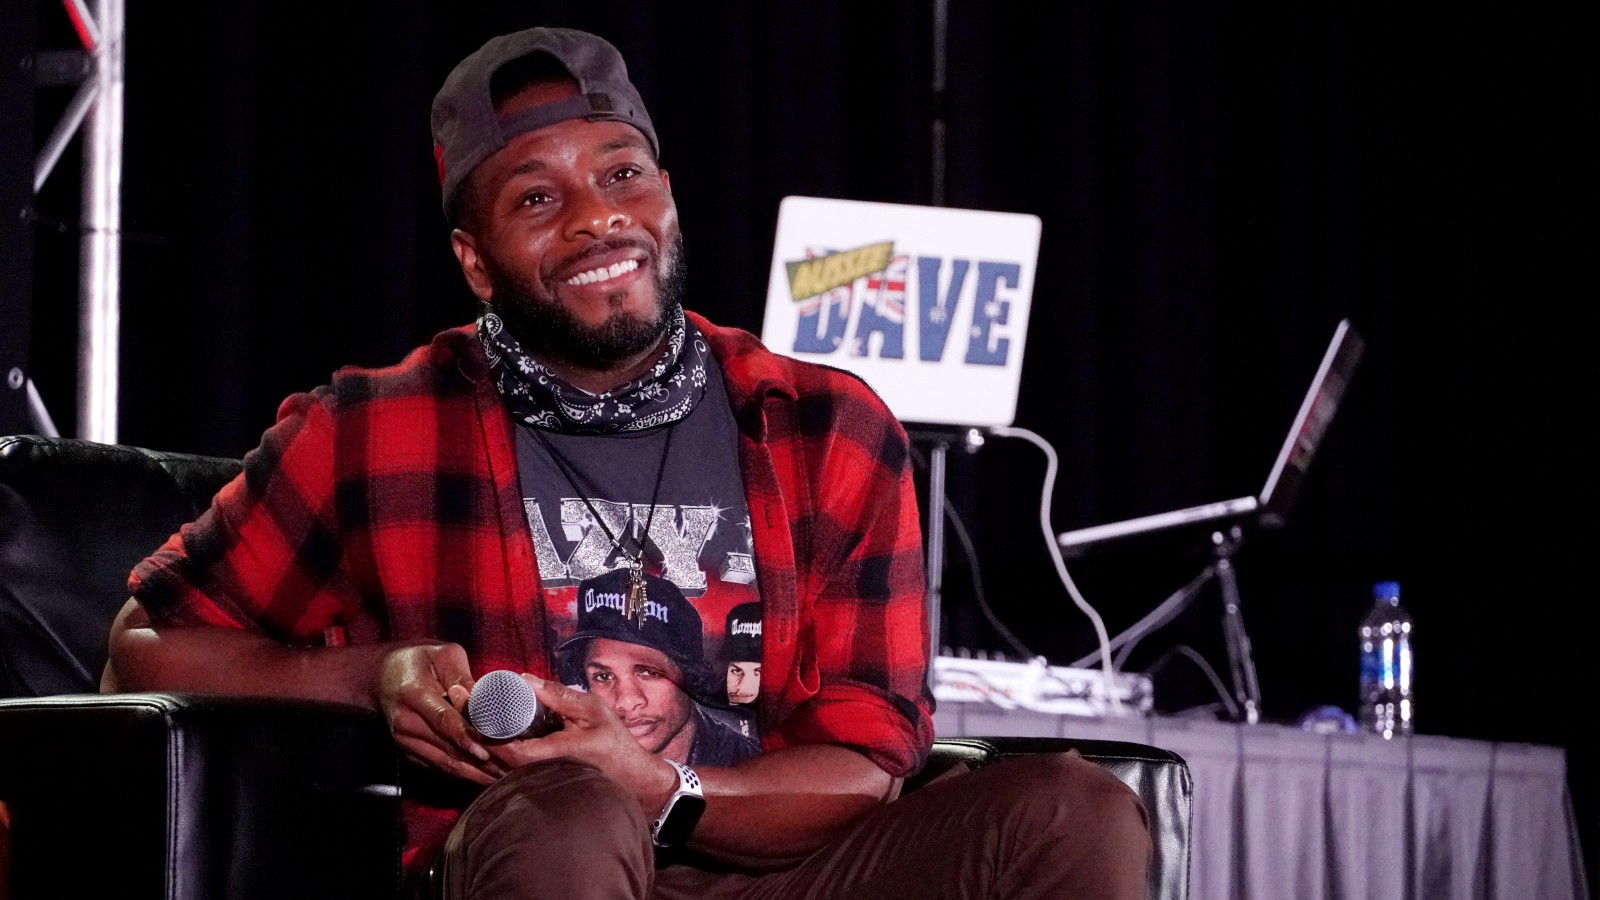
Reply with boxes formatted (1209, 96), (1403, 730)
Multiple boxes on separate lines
(514, 358), (763, 767)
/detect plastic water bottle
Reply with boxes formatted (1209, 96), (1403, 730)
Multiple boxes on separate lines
(1358, 580), (1413, 738)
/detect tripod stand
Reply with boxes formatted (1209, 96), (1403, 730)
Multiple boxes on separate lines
(1069, 521), (1263, 724)
(1054, 320), (1365, 723)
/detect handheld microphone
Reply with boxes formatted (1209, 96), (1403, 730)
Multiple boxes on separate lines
(467, 670), (541, 740)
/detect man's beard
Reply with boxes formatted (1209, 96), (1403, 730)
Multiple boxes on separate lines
(486, 234), (687, 373)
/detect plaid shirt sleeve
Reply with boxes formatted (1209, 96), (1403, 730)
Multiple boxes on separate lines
(773, 373), (935, 776)
(700, 312), (935, 778)
(129, 383), (364, 645)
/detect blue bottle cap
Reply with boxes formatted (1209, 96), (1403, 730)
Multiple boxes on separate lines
(1297, 704), (1358, 734)
(1373, 580), (1401, 599)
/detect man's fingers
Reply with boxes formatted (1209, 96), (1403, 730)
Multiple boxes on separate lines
(525, 674), (602, 722)
(395, 733), (496, 786)
(432, 643), (477, 694)
(485, 728), (575, 770)
(379, 643), (478, 739)
(392, 707), (497, 781)
(421, 692), (492, 761)
(395, 694), (490, 762)
(418, 645), (484, 755)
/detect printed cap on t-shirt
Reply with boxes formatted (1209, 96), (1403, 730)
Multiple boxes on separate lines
(556, 568), (714, 699)
(723, 601), (762, 663)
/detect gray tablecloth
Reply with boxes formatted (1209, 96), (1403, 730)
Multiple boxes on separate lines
(934, 705), (1589, 900)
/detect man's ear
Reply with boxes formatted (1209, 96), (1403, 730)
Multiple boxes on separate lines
(451, 229), (493, 301)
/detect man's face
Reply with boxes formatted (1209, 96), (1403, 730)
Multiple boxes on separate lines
(726, 661), (761, 704)
(583, 637), (696, 756)
(452, 79), (684, 372)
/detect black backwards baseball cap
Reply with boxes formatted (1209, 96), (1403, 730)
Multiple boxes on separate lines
(556, 568), (712, 698)
(723, 602), (763, 663)
(430, 27), (660, 221)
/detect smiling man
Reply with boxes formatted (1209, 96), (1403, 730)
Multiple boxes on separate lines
(445, 52), (686, 394)
(103, 26), (1152, 900)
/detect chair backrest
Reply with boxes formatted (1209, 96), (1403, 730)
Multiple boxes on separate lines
(0, 435), (242, 698)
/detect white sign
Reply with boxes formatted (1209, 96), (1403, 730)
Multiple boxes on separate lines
(760, 196), (1041, 428)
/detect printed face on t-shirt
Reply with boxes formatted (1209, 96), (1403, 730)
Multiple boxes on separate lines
(726, 661), (761, 704)
(583, 637), (696, 757)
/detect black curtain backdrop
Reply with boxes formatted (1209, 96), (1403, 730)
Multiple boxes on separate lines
(18, 0), (1593, 879)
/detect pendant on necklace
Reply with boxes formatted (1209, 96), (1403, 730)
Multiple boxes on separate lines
(626, 562), (647, 626)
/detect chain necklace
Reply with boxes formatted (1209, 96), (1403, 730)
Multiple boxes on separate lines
(533, 425), (676, 627)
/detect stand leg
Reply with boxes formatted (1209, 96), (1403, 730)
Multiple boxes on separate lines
(925, 440), (948, 677)
(1213, 527), (1261, 724)
(1069, 564), (1215, 669)
(25, 377), (60, 437)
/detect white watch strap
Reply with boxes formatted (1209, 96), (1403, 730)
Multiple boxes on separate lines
(651, 759), (703, 844)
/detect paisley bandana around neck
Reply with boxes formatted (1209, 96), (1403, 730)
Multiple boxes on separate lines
(477, 304), (710, 434)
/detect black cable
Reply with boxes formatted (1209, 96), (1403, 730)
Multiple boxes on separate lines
(940, 491), (1036, 661)
(907, 442), (1036, 661)
(1139, 643), (1241, 721)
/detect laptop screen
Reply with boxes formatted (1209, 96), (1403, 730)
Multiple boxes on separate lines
(759, 196), (1043, 428)
(1056, 318), (1364, 551)
(1256, 319), (1365, 526)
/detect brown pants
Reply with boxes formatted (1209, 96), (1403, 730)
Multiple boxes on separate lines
(441, 752), (1152, 900)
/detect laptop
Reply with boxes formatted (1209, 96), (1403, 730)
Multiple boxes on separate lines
(1056, 319), (1365, 552)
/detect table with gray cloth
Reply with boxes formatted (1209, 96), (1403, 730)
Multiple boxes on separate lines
(934, 705), (1588, 900)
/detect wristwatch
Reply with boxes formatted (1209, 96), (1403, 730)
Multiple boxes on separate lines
(651, 759), (706, 848)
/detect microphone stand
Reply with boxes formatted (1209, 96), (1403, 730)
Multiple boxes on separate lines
(925, 433), (948, 670)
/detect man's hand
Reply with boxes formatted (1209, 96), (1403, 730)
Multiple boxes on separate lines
(376, 643), (503, 785)
(458, 672), (897, 864)
(105, 601), (510, 786)
(482, 674), (677, 815)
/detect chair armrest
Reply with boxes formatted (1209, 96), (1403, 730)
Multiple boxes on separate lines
(0, 692), (402, 900)
(917, 735), (1192, 900)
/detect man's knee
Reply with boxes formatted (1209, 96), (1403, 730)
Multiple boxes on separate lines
(980, 753), (1152, 897)
(443, 759), (653, 899)
(980, 752), (1151, 837)
(458, 759), (646, 837)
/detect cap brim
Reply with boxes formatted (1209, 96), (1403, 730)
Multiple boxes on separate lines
(555, 629), (697, 668)
(555, 631), (713, 700)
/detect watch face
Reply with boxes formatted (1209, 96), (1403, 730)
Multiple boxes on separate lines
(656, 793), (707, 846)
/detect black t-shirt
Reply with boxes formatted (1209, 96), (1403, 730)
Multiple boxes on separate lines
(514, 359), (764, 766)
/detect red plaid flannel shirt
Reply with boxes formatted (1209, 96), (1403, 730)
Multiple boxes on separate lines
(130, 311), (934, 862)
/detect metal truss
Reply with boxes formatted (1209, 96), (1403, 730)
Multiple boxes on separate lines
(32, 0), (124, 442)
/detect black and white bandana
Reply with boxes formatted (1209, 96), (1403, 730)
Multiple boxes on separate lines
(477, 304), (710, 434)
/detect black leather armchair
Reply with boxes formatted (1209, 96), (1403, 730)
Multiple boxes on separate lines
(0, 434), (1191, 899)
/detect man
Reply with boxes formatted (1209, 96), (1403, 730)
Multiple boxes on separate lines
(103, 26), (1151, 899)
(559, 568), (758, 766)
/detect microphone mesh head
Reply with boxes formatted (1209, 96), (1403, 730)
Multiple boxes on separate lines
(468, 670), (539, 740)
